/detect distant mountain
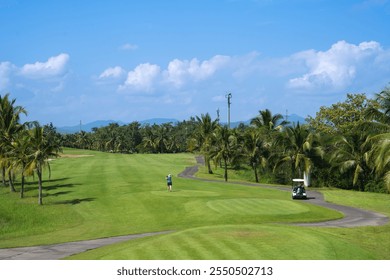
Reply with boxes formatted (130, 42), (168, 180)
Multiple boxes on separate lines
(227, 114), (306, 128)
(57, 118), (179, 133)
(228, 120), (250, 128)
(58, 120), (125, 134)
(57, 115), (306, 133)
(286, 114), (307, 125)
(139, 118), (179, 126)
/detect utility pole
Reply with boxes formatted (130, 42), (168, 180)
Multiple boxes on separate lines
(226, 93), (232, 128)
(216, 108), (220, 123)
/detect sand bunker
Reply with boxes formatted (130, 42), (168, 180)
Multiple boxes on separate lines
(59, 154), (94, 158)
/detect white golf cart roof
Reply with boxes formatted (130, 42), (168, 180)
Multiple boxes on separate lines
(292, 179), (305, 182)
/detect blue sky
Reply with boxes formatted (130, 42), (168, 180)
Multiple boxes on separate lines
(1, 0), (390, 127)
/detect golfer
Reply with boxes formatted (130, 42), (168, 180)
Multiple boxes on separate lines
(166, 174), (172, 192)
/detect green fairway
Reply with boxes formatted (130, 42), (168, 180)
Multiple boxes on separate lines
(67, 224), (375, 260)
(0, 149), (389, 259)
(206, 198), (309, 215)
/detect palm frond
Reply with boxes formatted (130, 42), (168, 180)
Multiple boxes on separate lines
(384, 171), (390, 192)
(339, 160), (356, 174)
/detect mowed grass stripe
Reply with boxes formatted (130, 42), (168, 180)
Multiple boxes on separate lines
(68, 224), (376, 260)
(188, 229), (237, 260)
(165, 234), (195, 260)
(207, 198), (309, 216)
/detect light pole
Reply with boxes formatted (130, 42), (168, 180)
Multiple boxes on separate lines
(226, 93), (232, 128)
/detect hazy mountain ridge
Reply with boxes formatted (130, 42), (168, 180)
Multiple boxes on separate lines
(57, 118), (179, 133)
(57, 115), (306, 134)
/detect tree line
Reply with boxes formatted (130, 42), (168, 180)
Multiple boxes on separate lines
(1, 87), (390, 205)
(0, 94), (62, 204)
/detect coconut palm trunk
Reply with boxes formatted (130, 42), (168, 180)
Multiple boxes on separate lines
(20, 174), (25, 198)
(1, 167), (5, 186)
(205, 155), (213, 174)
(223, 156), (228, 182)
(8, 169), (16, 192)
(252, 163), (259, 183)
(37, 165), (43, 205)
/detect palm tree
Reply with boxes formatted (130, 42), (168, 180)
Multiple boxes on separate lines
(10, 131), (33, 198)
(368, 133), (390, 192)
(274, 123), (323, 182)
(243, 128), (269, 183)
(210, 125), (239, 181)
(25, 124), (60, 205)
(0, 93), (27, 191)
(250, 109), (288, 132)
(154, 123), (172, 153)
(90, 127), (106, 151)
(194, 113), (219, 174)
(365, 87), (390, 134)
(123, 122), (142, 153)
(364, 87), (390, 191)
(141, 125), (157, 153)
(330, 131), (373, 191)
(76, 131), (91, 150)
(104, 123), (120, 152)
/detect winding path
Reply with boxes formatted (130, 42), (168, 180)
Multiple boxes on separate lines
(0, 231), (172, 260)
(178, 156), (389, 228)
(0, 156), (388, 260)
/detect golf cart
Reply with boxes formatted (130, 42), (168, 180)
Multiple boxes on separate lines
(292, 178), (307, 199)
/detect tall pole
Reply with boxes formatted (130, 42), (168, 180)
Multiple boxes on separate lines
(226, 93), (232, 128)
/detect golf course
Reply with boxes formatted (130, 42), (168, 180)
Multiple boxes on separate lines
(0, 148), (389, 260)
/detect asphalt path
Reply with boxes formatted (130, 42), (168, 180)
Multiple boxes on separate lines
(0, 156), (388, 260)
(178, 156), (389, 228)
(0, 231), (172, 260)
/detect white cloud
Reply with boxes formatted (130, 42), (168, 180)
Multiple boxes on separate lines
(117, 55), (231, 92)
(99, 66), (126, 79)
(119, 63), (161, 92)
(1, 53), (70, 93)
(212, 95), (226, 102)
(19, 53), (70, 79)
(164, 55), (231, 87)
(288, 40), (383, 91)
(106, 41), (390, 104)
(120, 43), (138, 51)
(0, 61), (13, 90)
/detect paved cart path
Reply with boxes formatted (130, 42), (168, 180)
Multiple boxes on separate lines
(178, 156), (388, 228)
(0, 155), (388, 260)
(0, 231), (172, 260)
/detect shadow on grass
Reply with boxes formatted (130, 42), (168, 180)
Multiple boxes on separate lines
(48, 191), (73, 197)
(53, 197), (96, 205)
(18, 178), (85, 202)
(45, 183), (79, 191)
(20, 177), (74, 193)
